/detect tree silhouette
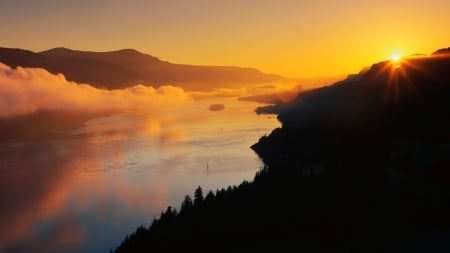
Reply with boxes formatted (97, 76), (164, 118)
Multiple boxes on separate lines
(161, 206), (177, 220)
(205, 190), (215, 203)
(194, 186), (204, 206)
(181, 195), (193, 212)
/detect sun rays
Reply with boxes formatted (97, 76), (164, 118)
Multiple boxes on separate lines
(370, 55), (431, 119)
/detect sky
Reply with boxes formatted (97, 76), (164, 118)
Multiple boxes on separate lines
(1, 0), (450, 78)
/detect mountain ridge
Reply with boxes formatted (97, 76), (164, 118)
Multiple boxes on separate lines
(0, 46), (285, 91)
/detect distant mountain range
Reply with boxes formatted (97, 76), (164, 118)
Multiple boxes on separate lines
(0, 47), (285, 91)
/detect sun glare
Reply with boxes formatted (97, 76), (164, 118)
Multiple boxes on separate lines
(390, 53), (403, 68)
(391, 53), (402, 62)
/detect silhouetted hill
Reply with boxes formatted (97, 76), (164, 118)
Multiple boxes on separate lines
(0, 47), (285, 90)
(112, 49), (450, 252)
(253, 53), (450, 169)
(433, 47), (450, 55)
(0, 47), (57, 69)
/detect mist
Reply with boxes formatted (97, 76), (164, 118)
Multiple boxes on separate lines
(0, 63), (191, 118)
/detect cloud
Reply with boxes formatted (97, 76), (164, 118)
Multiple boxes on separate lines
(0, 63), (191, 117)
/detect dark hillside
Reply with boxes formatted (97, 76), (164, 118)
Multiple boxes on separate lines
(113, 49), (450, 252)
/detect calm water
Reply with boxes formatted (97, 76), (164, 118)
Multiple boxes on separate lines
(0, 98), (279, 253)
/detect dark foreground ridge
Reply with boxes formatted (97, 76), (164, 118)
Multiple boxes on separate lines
(113, 48), (450, 252)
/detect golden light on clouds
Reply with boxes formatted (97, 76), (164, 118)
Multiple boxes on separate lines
(0, 63), (191, 117)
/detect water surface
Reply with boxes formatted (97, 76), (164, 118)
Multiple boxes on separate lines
(0, 98), (279, 253)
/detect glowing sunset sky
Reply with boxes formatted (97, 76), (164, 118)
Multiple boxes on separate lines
(1, 0), (449, 78)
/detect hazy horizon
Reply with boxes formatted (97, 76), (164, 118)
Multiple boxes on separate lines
(2, 0), (450, 78)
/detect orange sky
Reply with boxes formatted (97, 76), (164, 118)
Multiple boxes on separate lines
(1, 0), (449, 78)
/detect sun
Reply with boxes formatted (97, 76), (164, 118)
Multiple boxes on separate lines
(391, 53), (402, 62)
(390, 53), (403, 68)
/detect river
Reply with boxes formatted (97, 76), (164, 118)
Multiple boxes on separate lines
(0, 97), (279, 253)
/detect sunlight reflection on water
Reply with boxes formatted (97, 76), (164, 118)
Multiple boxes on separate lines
(0, 98), (279, 253)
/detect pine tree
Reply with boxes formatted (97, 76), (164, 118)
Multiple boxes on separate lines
(194, 186), (204, 206)
(205, 190), (215, 202)
(181, 195), (193, 211)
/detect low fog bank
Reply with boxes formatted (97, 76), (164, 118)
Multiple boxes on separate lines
(0, 62), (299, 141)
(0, 63), (191, 118)
(0, 63), (192, 141)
